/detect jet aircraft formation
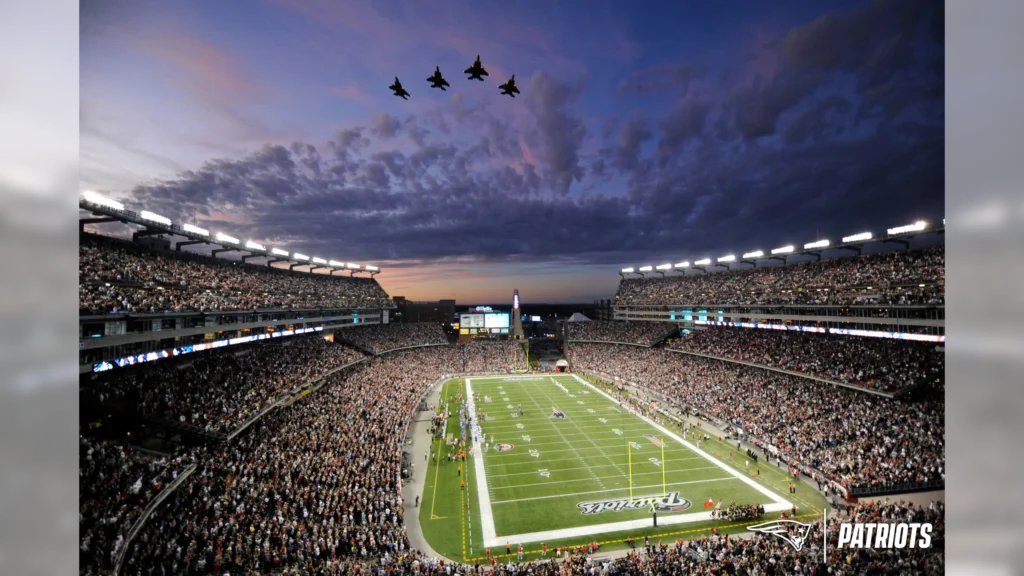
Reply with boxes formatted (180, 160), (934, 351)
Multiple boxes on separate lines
(389, 55), (519, 100)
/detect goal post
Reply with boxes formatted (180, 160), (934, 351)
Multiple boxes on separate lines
(628, 437), (668, 503)
(627, 440), (633, 501)
(662, 436), (666, 497)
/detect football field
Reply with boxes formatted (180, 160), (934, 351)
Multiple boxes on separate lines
(420, 373), (801, 558)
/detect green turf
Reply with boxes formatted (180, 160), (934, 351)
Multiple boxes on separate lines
(419, 374), (830, 562)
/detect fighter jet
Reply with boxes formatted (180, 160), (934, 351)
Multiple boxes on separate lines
(498, 75), (521, 98)
(389, 77), (410, 100)
(427, 66), (450, 91)
(464, 55), (488, 81)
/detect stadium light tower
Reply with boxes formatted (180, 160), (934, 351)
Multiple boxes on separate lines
(511, 289), (525, 340)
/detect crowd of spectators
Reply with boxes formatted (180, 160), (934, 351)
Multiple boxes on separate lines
(337, 323), (449, 354)
(79, 233), (392, 314)
(88, 339), (944, 576)
(80, 437), (194, 575)
(455, 340), (528, 373)
(84, 337), (365, 436)
(565, 321), (675, 346)
(615, 246), (945, 306)
(118, 346), (506, 576)
(568, 343), (944, 492)
(669, 328), (944, 393)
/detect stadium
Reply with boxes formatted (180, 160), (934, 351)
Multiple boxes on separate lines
(78, 193), (944, 575)
(78, 1), (945, 575)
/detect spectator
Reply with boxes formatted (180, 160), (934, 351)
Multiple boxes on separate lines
(79, 437), (194, 575)
(566, 321), (675, 346)
(568, 343), (944, 492)
(84, 337), (365, 436)
(615, 246), (944, 306)
(668, 328), (944, 393)
(79, 233), (392, 314)
(338, 323), (448, 354)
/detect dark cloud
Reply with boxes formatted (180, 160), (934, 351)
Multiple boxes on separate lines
(780, 96), (853, 146)
(373, 113), (403, 139)
(523, 71), (588, 194)
(125, 0), (943, 268)
(718, 0), (942, 142)
(616, 64), (708, 96)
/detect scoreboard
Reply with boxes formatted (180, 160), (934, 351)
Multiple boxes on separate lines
(461, 313), (485, 328)
(459, 312), (510, 336)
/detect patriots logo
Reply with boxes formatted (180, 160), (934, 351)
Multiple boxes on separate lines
(746, 519), (814, 551)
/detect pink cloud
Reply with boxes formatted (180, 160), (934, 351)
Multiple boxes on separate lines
(328, 84), (376, 105)
(138, 33), (265, 107)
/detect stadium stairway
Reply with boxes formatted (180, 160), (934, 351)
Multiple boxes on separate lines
(401, 382), (447, 560)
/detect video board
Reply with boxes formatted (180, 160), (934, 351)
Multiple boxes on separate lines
(484, 313), (510, 328)
(460, 313), (485, 328)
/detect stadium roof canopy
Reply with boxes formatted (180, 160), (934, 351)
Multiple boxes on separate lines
(620, 219), (944, 276)
(79, 191), (380, 276)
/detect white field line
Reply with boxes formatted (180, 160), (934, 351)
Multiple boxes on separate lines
(569, 374), (791, 508)
(466, 379), (497, 542)
(486, 454), (708, 471)
(532, 382), (628, 477)
(486, 457), (708, 478)
(491, 477), (735, 504)
(502, 436), (698, 449)
(485, 445), (638, 458)
(518, 379), (607, 489)
(489, 465), (724, 491)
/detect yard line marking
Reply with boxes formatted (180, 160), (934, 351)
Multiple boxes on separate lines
(519, 379), (607, 489)
(485, 458), (708, 478)
(500, 436), (697, 449)
(489, 466), (724, 490)
(490, 477), (736, 504)
(485, 454), (708, 471)
(533, 382), (627, 477)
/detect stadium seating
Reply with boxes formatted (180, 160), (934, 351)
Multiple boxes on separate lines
(79, 233), (392, 313)
(336, 322), (449, 354)
(568, 343), (944, 492)
(79, 437), (194, 575)
(565, 320), (675, 346)
(84, 336), (365, 437)
(668, 328), (944, 393)
(614, 246), (944, 306)
(456, 340), (528, 373)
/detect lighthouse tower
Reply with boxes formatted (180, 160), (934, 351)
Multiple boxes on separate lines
(510, 289), (525, 340)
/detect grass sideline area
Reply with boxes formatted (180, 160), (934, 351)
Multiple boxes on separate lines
(418, 374), (830, 562)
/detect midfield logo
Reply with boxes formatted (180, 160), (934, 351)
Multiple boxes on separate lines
(578, 492), (692, 515)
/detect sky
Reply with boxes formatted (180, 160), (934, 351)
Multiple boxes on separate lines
(80, 0), (944, 304)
